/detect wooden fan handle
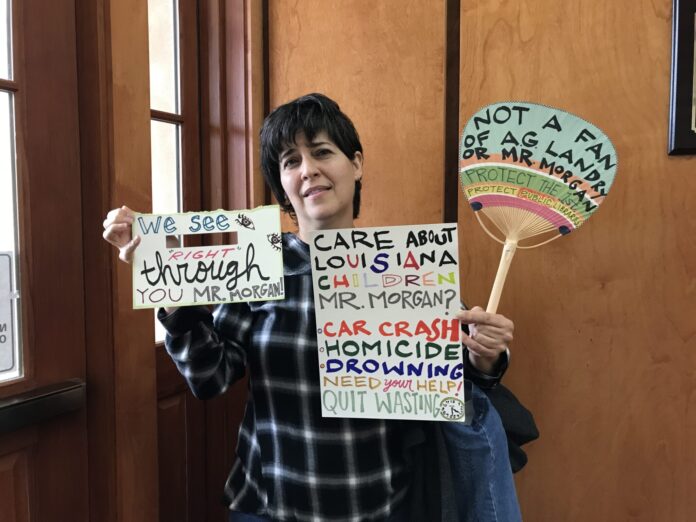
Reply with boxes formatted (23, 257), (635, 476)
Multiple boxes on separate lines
(486, 239), (518, 313)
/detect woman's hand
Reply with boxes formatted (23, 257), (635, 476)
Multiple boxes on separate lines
(456, 306), (514, 375)
(102, 205), (141, 264)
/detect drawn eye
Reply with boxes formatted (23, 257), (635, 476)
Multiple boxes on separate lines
(267, 233), (281, 251)
(235, 214), (255, 230)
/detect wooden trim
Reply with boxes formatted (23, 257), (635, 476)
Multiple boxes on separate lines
(7, 0), (87, 394)
(196, 2), (260, 518)
(261, 0), (269, 119)
(246, 0), (266, 208)
(107, 0), (160, 515)
(0, 3), (24, 396)
(6, 1), (89, 518)
(200, 0), (228, 215)
(0, 425), (37, 454)
(261, 0), (271, 205)
(156, 387), (205, 521)
(0, 423), (37, 522)
(153, 1), (204, 519)
(443, 0), (460, 223)
(0, 380), (85, 434)
(75, 0), (118, 518)
(178, 0), (201, 214)
(0, 78), (18, 91)
(151, 108), (184, 124)
(76, 0), (159, 519)
(199, 0), (257, 219)
(11, 0), (28, 391)
(226, 0), (249, 210)
(2, 0), (36, 399)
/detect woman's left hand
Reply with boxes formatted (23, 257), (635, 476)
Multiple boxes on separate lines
(455, 306), (514, 375)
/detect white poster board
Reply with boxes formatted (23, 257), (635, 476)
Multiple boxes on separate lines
(310, 224), (467, 422)
(0, 252), (16, 372)
(132, 206), (284, 309)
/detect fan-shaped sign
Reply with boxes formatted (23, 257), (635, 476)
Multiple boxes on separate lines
(459, 102), (617, 241)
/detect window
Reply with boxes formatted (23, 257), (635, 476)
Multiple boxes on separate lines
(148, 0), (197, 342)
(149, 0), (182, 220)
(0, 0), (21, 383)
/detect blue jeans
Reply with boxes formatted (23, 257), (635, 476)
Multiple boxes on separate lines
(230, 385), (521, 522)
(441, 383), (522, 522)
(229, 499), (408, 521)
(228, 513), (269, 522)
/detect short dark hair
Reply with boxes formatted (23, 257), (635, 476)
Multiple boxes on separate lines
(260, 93), (363, 220)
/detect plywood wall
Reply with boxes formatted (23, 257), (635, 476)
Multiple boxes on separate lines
(268, 1), (696, 519)
(268, 0), (446, 228)
(459, 0), (696, 520)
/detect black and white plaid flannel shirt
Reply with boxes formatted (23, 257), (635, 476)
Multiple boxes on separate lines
(159, 233), (411, 521)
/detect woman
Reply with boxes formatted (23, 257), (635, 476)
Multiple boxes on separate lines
(103, 93), (521, 521)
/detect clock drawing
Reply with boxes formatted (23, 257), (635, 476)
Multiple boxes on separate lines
(439, 397), (465, 421)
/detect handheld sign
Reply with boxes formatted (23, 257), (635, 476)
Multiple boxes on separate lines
(310, 224), (467, 422)
(459, 102), (618, 312)
(132, 206), (284, 308)
(0, 252), (16, 373)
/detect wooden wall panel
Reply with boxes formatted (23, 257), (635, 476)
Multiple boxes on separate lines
(0, 450), (31, 522)
(2, 1), (89, 520)
(268, 0), (447, 229)
(246, 0), (267, 208)
(0, 429), (37, 522)
(157, 392), (206, 522)
(158, 396), (187, 521)
(76, 0), (160, 519)
(459, 0), (696, 520)
(262, 0), (694, 519)
(108, 0), (161, 511)
(16, 0), (85, 389)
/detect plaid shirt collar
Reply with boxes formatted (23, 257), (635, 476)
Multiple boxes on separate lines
(282, 232), (312, 276)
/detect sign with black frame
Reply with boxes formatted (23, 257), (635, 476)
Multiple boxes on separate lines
(668, 0), (696, 154)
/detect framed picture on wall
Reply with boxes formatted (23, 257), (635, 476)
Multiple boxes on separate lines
(668, 0), (696, 154)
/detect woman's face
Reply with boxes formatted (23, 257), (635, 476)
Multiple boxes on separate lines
(279, 130), (363, 239)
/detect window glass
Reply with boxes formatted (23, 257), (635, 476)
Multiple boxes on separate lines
(148, 0), (182, 342)
(148, 0), (179, 114)
(151, 120), (181, 341)
(151, 119), (181, 214)
(0, 90), (20, 381)
(0, 0), (11, 80)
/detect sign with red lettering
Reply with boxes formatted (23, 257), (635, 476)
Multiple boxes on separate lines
(132, 206), (284, 308)
(310, 224), (466, 422)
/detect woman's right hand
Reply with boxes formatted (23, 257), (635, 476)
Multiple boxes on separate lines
(102, 205), (141, 264)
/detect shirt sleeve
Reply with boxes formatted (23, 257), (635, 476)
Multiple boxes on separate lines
(459, 301), (510, 389)
(157, 303), (253, 399)
(463, 347), (509, 390)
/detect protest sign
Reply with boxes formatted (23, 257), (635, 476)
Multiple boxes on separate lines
(460, 102), (617, 235)
(310, 224), (466, 422)
(459, 102), (618, 312)
(0, 252), (16, 372)
(132, 206), (284, 308)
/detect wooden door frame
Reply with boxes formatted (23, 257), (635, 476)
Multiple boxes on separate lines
(0, 0), (89, 519)
(77, 0), (159, 520)
(77, 0), (266, 520)
(196, 1), (267, 518)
